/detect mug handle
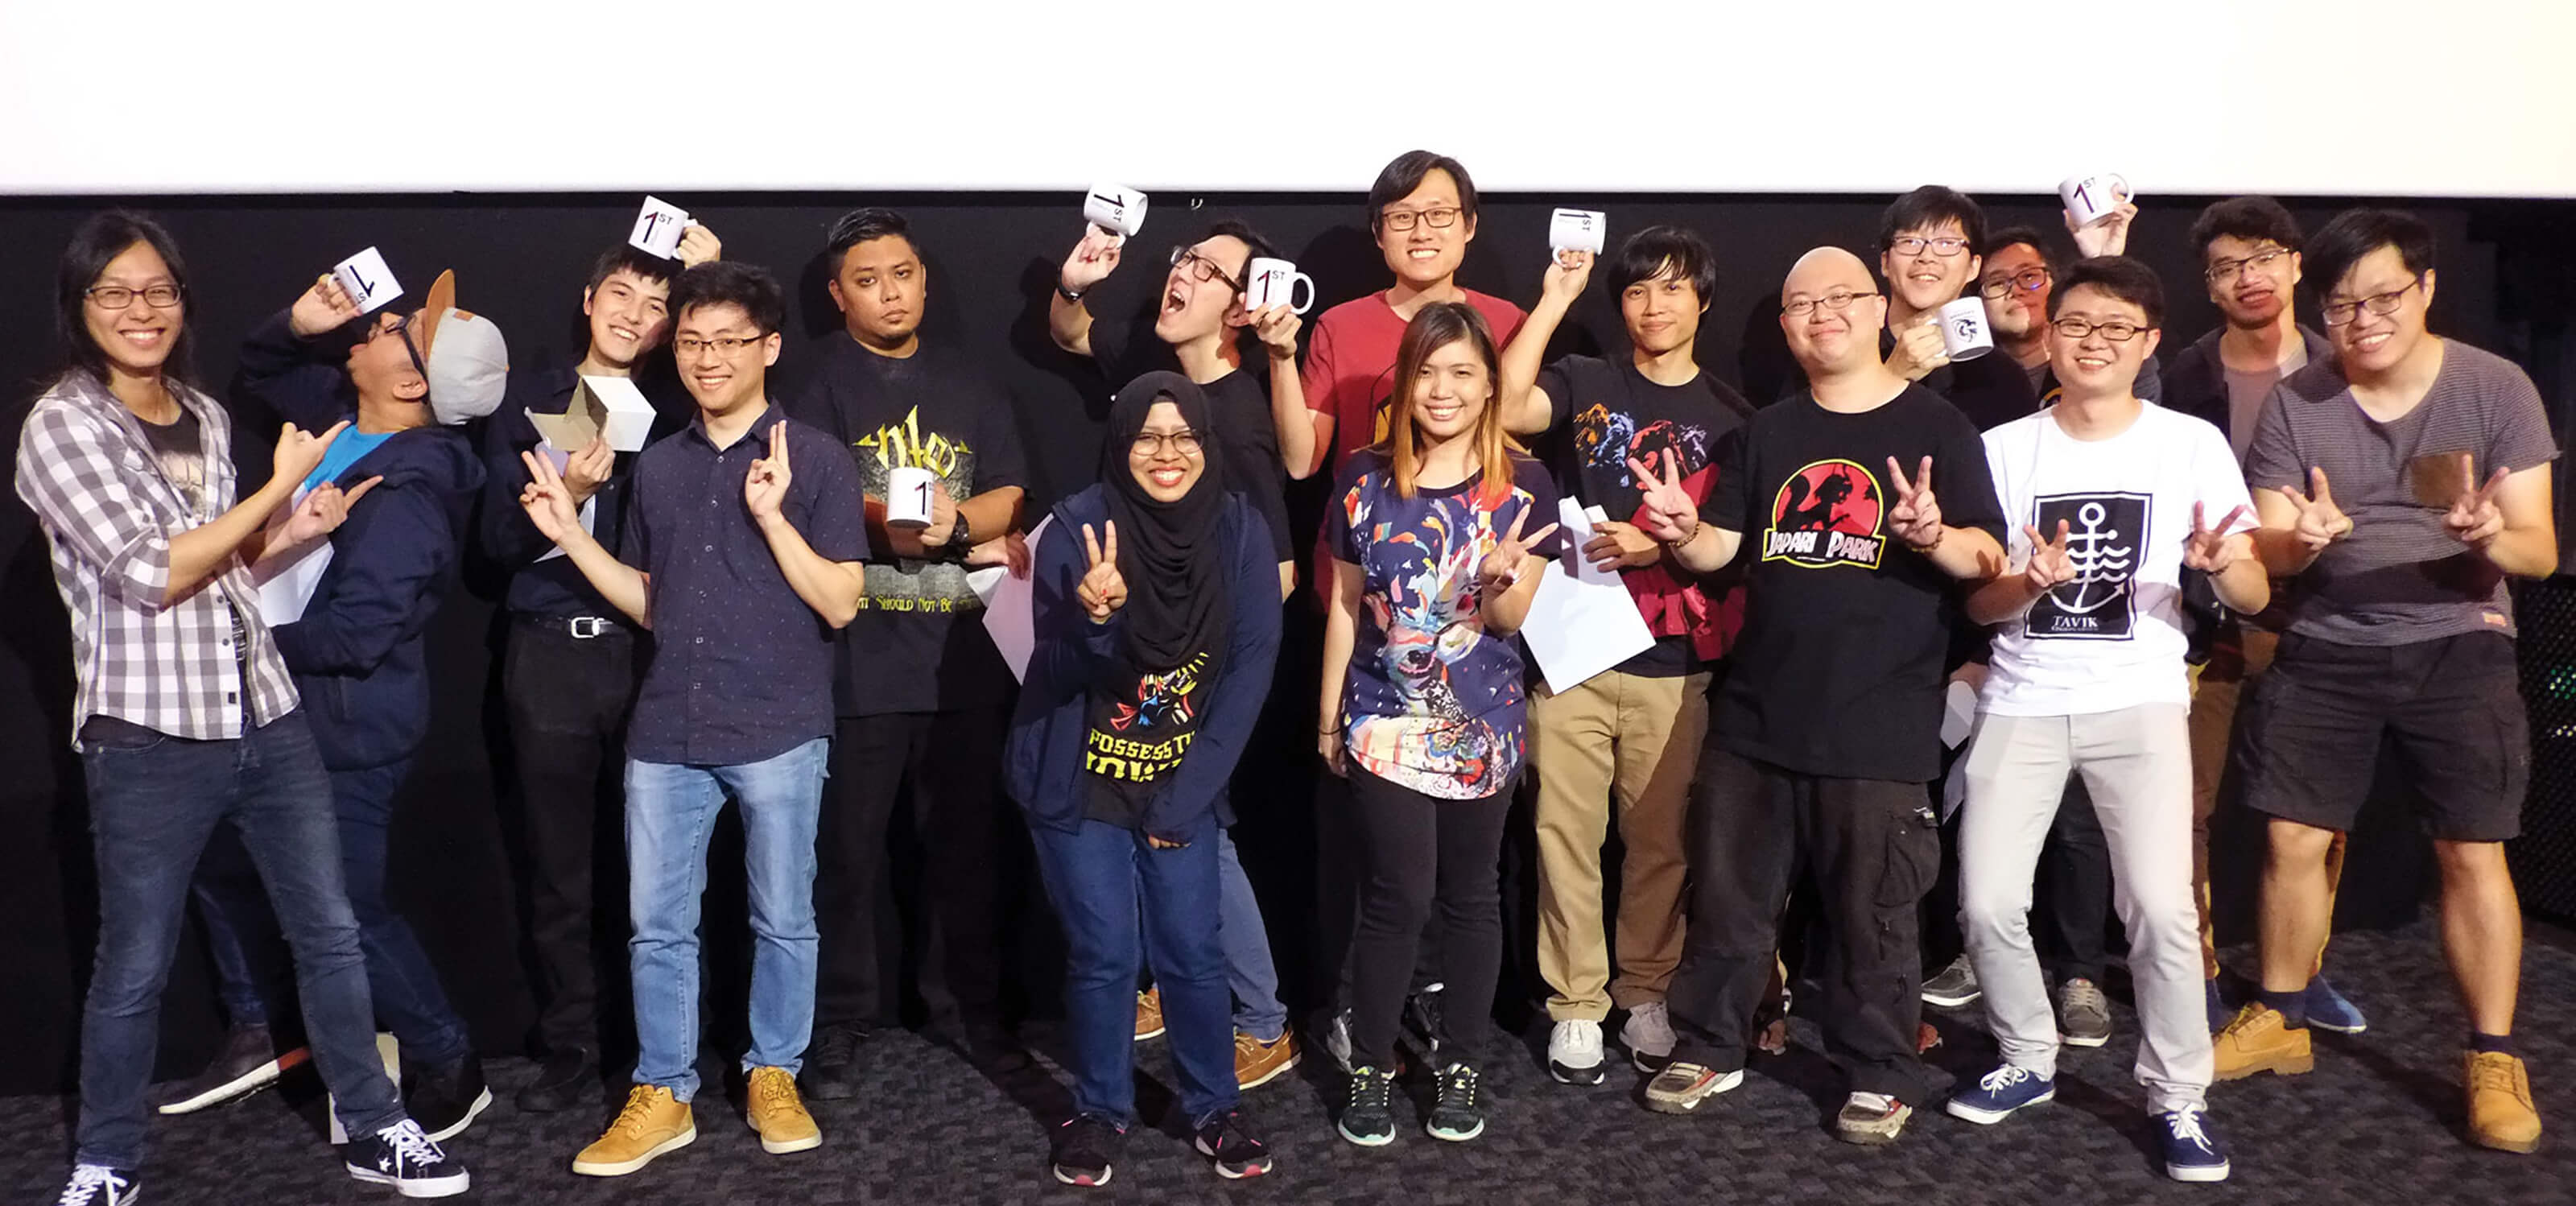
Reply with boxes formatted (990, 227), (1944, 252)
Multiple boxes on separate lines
(1290, 272), (1316, 315)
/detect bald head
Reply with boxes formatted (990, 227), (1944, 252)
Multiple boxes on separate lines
(1779, 246), (1887, 378)
(1782, 246), (1873, 306)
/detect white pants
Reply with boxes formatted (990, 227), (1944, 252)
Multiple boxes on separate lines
(1959, 703), (2211, 1113)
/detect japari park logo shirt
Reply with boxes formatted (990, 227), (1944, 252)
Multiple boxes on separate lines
(1761, 458), (1887, 569)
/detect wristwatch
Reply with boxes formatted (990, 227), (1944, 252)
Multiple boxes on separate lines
(949, 512), (972, 550)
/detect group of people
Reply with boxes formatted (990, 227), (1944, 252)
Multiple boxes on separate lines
(15, 147), (2556, 1204)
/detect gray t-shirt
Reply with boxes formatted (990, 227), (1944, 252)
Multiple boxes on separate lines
(2223, 341), (2309, 461)
(2244, 340), (2557, 646)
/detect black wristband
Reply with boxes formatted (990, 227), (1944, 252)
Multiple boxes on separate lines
(1055, 282), (1085, 303)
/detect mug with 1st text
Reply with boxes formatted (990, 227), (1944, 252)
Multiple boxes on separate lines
(1935, 295), (1995, 361)
(2059, 173), (2135, 228)
(1082, 184), (1149, 243)
(886, 465), (938, 528)
(1245, 257), (1315, 314)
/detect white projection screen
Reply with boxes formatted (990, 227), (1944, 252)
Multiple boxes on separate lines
(4, 0), (2573, 198)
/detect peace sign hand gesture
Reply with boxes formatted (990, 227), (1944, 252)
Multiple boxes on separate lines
(1627, 452), (1700, 543)
(2279, 466), (2352, 551)
(745, 422), (793, 521)
(1077, 522), (1127, 623)
(1478, 507), (1560, 596)
(2442, 454), (2512, 547)
(2182, 502), (2251, 574)
(1886, 456), (1946, 551)
(2021, 520), (2077, 592)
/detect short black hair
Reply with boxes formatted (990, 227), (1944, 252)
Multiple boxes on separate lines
(2304, 209), (2434, 296)
(1984, 225), (2052, 266)
(1195, 219), (1280, 276)
(1878, 185), (1988, 257)
(825, 207), (919, 273)
(585, 245), (678, 295)
(670, 261), (786, 336)
(1610, 224), (1718, 302)
(2184, 196), (2304, 265)
(54, 209), (198, 386)
(1368, 151), (1479, 233)
(2048, 255), (2165, 328)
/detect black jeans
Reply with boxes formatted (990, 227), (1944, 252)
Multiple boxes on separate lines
(1344, 767), (1510, 1072)
(816, 708), (1011, 1033)
(1667, 748), (1938, 1105)
(503, 617), (638, 1055)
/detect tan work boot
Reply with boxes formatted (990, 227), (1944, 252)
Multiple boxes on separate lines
(2466, 1051), (2541, 1153)
(1236, 1030), (1302, 1089)
(1135, 989), (1166, 1041)
(745, 1066), (821, 1154)
(572, 1084), (696, 1176)
(2212, 1004), (2313, 1080)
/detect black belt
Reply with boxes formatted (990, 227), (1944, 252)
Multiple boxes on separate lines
(515, 613), (630, 639)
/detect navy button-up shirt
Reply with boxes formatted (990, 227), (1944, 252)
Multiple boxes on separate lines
(621, 403), (869, 766)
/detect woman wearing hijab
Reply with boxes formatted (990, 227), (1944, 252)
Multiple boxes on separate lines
(1005, 370), (1282, 1187)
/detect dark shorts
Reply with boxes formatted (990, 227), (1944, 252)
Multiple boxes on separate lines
(2235, 629), (2529, 842)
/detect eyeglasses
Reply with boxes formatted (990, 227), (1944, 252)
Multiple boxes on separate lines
(1380, 206), (1463, 233)
(1889, 235), (1971, 258)
(1167, 246), (1245, 294)
(374, 312), (431, 382)
(1979, 266), (2051, 299)
(2205, 246), (2293, 283)
(2050, 316), (2153, 341)
(1131, 429), (1204, 456)
(86, 283), (185, 310)
(2321, 278), (2421, 327)
(672, 334), (766, 357)
(1781, 289), (1878, 317)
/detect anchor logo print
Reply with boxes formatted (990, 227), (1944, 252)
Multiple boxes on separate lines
(2027, 492), (2146, 639)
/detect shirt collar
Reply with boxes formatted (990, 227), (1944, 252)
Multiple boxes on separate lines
(685, 398), (782, 452)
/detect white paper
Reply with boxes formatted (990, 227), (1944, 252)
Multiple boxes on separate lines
(1940, 679), (1978, 749)
(332, 246), (402, 313)
(629, 195), (691, 258)
(253, 489), (336, 625)
(1519, 498), (1653, 695)
(984, 514), (1051, 682)
(580, 375), (658, 452)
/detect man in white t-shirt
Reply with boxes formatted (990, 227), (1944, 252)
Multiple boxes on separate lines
(1946, 257), (2268, 1184)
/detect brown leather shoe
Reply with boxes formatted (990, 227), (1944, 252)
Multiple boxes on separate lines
(2466, 1051), (2541, 1153)
(572, 1084), (696, 1177)
(1134, 989), (1166, 1042)
(2212, 1004), (2313, 1080)
(1236, 1030), (1301, 1089)
(745, 1067), (820, 1154)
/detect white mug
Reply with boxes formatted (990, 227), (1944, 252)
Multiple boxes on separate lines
(886, 465), (938, 528)
(1549, 208), (1607, 256)
(2059, 173), (2134, 228)
(629, 195), (691, 259)
(1244, 257), (1315, 314)
(1935, 295), (1995, 361)
(1082, 184), (1149, 242)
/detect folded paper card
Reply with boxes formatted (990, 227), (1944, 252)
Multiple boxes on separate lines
(527, 375), (657, 454)
(1520, 497), (1653, 694)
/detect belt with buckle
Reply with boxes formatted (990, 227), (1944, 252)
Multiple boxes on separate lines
(520, 614), (625, 639)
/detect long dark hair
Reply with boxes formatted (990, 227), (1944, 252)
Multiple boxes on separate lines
(53, 210), (199, 389)
(1383, 301), (1518, 500)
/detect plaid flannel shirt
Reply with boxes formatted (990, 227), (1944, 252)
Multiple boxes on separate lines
(14, 372), (298, 749)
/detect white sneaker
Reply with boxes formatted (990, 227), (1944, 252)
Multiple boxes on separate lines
(1621, 1001), (1678, 1072)
(1547, 1019), (1605, 1085)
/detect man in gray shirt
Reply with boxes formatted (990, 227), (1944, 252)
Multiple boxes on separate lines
(2214, 210), (2557, 1159)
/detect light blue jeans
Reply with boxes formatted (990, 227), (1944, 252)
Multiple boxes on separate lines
(625, 737), (828, 1101)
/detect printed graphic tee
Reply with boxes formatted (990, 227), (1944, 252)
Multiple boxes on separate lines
(1082, 650), (1216, 828)
(1702, 385), (2004, 783)
(1979, 403), (2256, 716)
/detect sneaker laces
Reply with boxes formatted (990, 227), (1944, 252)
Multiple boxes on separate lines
(1437, 1063), (1481, 1110)
(751, 1069), (801, 1111)
(2062, 979), (2108, 1015)
(816, 1026), (861, 1064)
(59, 1166), (128, 1206)
(605, 1085), (668, 1139)
(374, 1119), (441, 1167)
(1976, 1065), (2033, 1093)
(1199, 1106), (1262, 1150)
(2470, 1054), (2524, 1097)
(2165, 1107), (2215, 1152)
(1347, 1067), (1393, 1113)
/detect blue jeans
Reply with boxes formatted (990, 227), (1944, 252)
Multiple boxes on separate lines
(1029, 812), (1237, 1125)
(625, 738), (828, 1101)
(1141, 829), (1287, 1040)
(188, 824), (290, 1029)
(195, 758), (474, 1068)
(74, 711), (402, 1169)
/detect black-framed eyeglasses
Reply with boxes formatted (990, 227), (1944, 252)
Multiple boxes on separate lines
(2050, 316), (2153, 341)
(374, 312), (431, 382)
(1781, 289), (1878, 317)
(85, 283), (185, 310)
(2321, 278), (2422, 326)
(1889, 235), (1971, 258)
(1380, 206), (1463, 233)
(1131, 429), (1204, 456)
(1979, 266), (2051, 299)
(671, 334), (766, 357)
(2205, 246), (2293, 283)
(1167, 246), (1245, 294)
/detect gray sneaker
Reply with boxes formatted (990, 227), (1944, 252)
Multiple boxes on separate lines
(1620, 1001), (1678, 1072)
(1834, 1092), (1914, 1145)
(1641, 1062), (1743, 1114)
(1922, 956), (1980, 1008)
(2058, 978), (2112, 1047)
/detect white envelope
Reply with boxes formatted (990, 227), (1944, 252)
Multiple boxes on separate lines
(332, 246), (402, 314)
(1518, 498), (1653, 695)
(984, 514), (1052, 683)
(630, 195), (691, 259)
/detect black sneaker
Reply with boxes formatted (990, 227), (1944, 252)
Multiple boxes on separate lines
(404, 1056), (493, 1143)
(55, 1165), (138, 1206)
(1426, 1062), (1485, 1142)
(1400, 988), (1447, 1065)
(515, 1046), (597, 1114)
(1337, 1066), (1397, 1147)
(1050, 1113), (1127, 1187)
(345, 1118), (471, 1198)
(1192, 1106), (1274, 1179)
(802, 1023), (869, 1101)
(155, 1023), (307, 1115)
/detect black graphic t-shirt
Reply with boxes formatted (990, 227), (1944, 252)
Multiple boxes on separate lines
(791, 335), (1028, 716)
(1083, 650), (1217, 828)
(1537, 355), (1754, 675)
(1091, 319), (1294, 564)
(1703, 385), (2004, 782)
